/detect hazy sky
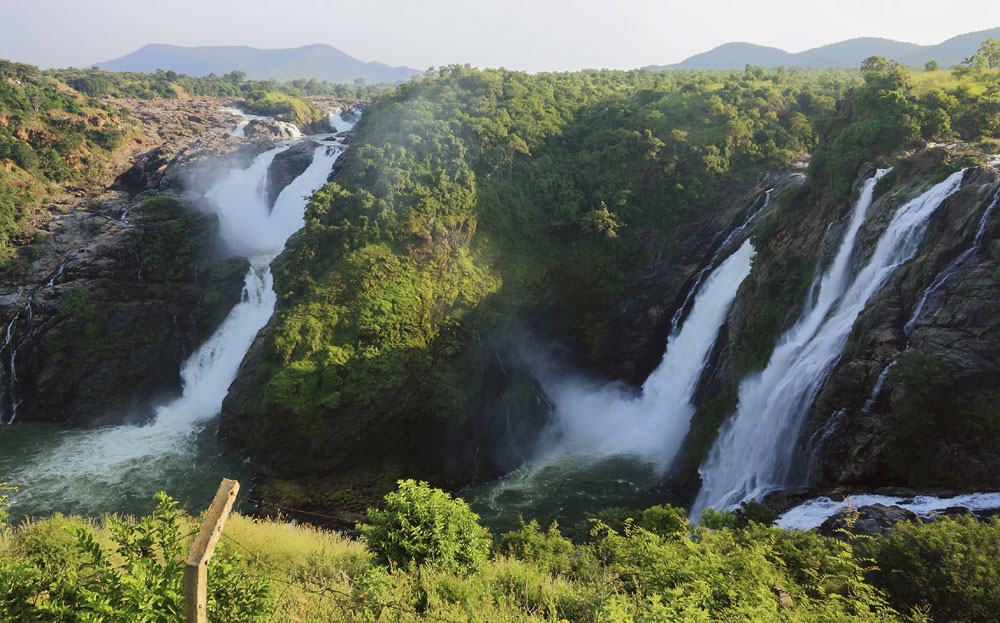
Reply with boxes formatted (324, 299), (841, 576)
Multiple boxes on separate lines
(2, 0), (999, 72)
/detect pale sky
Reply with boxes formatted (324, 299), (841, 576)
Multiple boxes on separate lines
(1, 0), (999, 73)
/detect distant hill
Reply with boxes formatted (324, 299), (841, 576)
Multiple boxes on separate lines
(645, 27), (1000, 70)
(98, 43), (421, 84)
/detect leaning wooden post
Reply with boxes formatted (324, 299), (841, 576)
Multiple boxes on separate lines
(184, 478), (239, 623)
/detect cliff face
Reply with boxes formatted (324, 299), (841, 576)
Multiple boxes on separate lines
(677, 147), (1000, 498)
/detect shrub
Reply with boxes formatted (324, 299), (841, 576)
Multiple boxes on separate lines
(0, 493), (272, 622)
(500, 519), (577, 575)
(733, 500), (778, 528)
(0, 482), (12, 524)
(361, 479), (491, 574)
(699, 507), (736, 530)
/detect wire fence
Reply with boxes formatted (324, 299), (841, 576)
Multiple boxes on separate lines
(236, 495), (359, 525)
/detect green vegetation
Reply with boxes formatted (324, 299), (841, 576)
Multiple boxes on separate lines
(7, 481), (1000, 622)
(0, 493), (270, 621)
(809, 50), (1000, 203)
(860, 514), (1000, 623)
(361, 479), (491, 573)
(244, 89), (326, 129)
(879, 352), (1000, 487)
(0, 59), (128, 263)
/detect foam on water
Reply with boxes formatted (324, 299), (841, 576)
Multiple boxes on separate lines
(778, 492), (1000, 530)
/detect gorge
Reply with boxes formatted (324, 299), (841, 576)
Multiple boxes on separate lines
(3, 61), (1000, 538)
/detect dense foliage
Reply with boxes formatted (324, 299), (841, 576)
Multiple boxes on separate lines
(808, 53), (1000, 203)
(0, 493), (270, 622)
(243, 89), (326, 128)
(6, 482), (1000, 622)
(0, 60), (127, 262)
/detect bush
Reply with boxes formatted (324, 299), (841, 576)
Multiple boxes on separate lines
(0, 482), (12, 524)
(500, 519), (577, 575)
(361, 480), (491, 574)
(863, 516), (1000, 622)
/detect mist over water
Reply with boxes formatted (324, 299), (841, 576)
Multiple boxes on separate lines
(542, 239), (755, 463)
(466, 239), (755, 530)
(1, 116), (345, 520)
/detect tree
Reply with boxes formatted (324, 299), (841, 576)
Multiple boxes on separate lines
(980, 38), (1000, 69)
(924, 60), (939, 72)
(860, 55), (890, 78)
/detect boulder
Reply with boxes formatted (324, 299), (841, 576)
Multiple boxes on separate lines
(818, 503), (918, 538)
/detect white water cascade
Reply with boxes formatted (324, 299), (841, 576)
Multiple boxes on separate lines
(4, 120), (346, 516)
(547, 239), (756, 463)
(778, 491), (1000, 530)
(670, 190), (771, 333)
(694, 169), (966, 515)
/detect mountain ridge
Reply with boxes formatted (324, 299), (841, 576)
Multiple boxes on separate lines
(645, 27), (1000, 70)
(98, 43), (421, 84)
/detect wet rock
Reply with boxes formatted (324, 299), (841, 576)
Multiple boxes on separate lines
(808, 156), (1000, 490)
(265, 141), (319, 211)
(818, 503), (918, 538)
(243, 119), (301, 140)
(1, 194), (248, 426)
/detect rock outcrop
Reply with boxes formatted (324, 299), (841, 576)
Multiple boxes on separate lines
(677, 146), (1000, 501)
(264, 140), (320, 210)
(242, 119), (302, 140)
(0, 194), (247, 425)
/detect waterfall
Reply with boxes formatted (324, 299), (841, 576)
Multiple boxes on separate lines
(328, 108), (358, 134)
(4, 123), (347, 516)
(467, 235), (756, 529)
(46, 261), (67, 287)
(1, 297), (33, 424)
(670, 189), (771, 333)
(547, 239), (755, 463)
(693, 169), (965, 515)
(865, 185), (1000, 412)
(904, 186), (1000, 338)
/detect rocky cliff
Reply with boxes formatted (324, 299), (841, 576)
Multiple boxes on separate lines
(0, 98), (262, 426)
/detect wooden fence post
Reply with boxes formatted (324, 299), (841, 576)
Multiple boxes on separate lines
(184, 478), (239, 623)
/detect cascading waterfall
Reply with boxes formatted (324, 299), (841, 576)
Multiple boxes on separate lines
(328, 108), (359, 134)
(904, 186), (1000, 338)
(468, 234), (756, 530)
(862, 185), (1000, 411)
(547, 239), (756, 462)
(693, 169), (966, 515)
(1, 297), (32, 424)
(3, 118), (346, 517)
